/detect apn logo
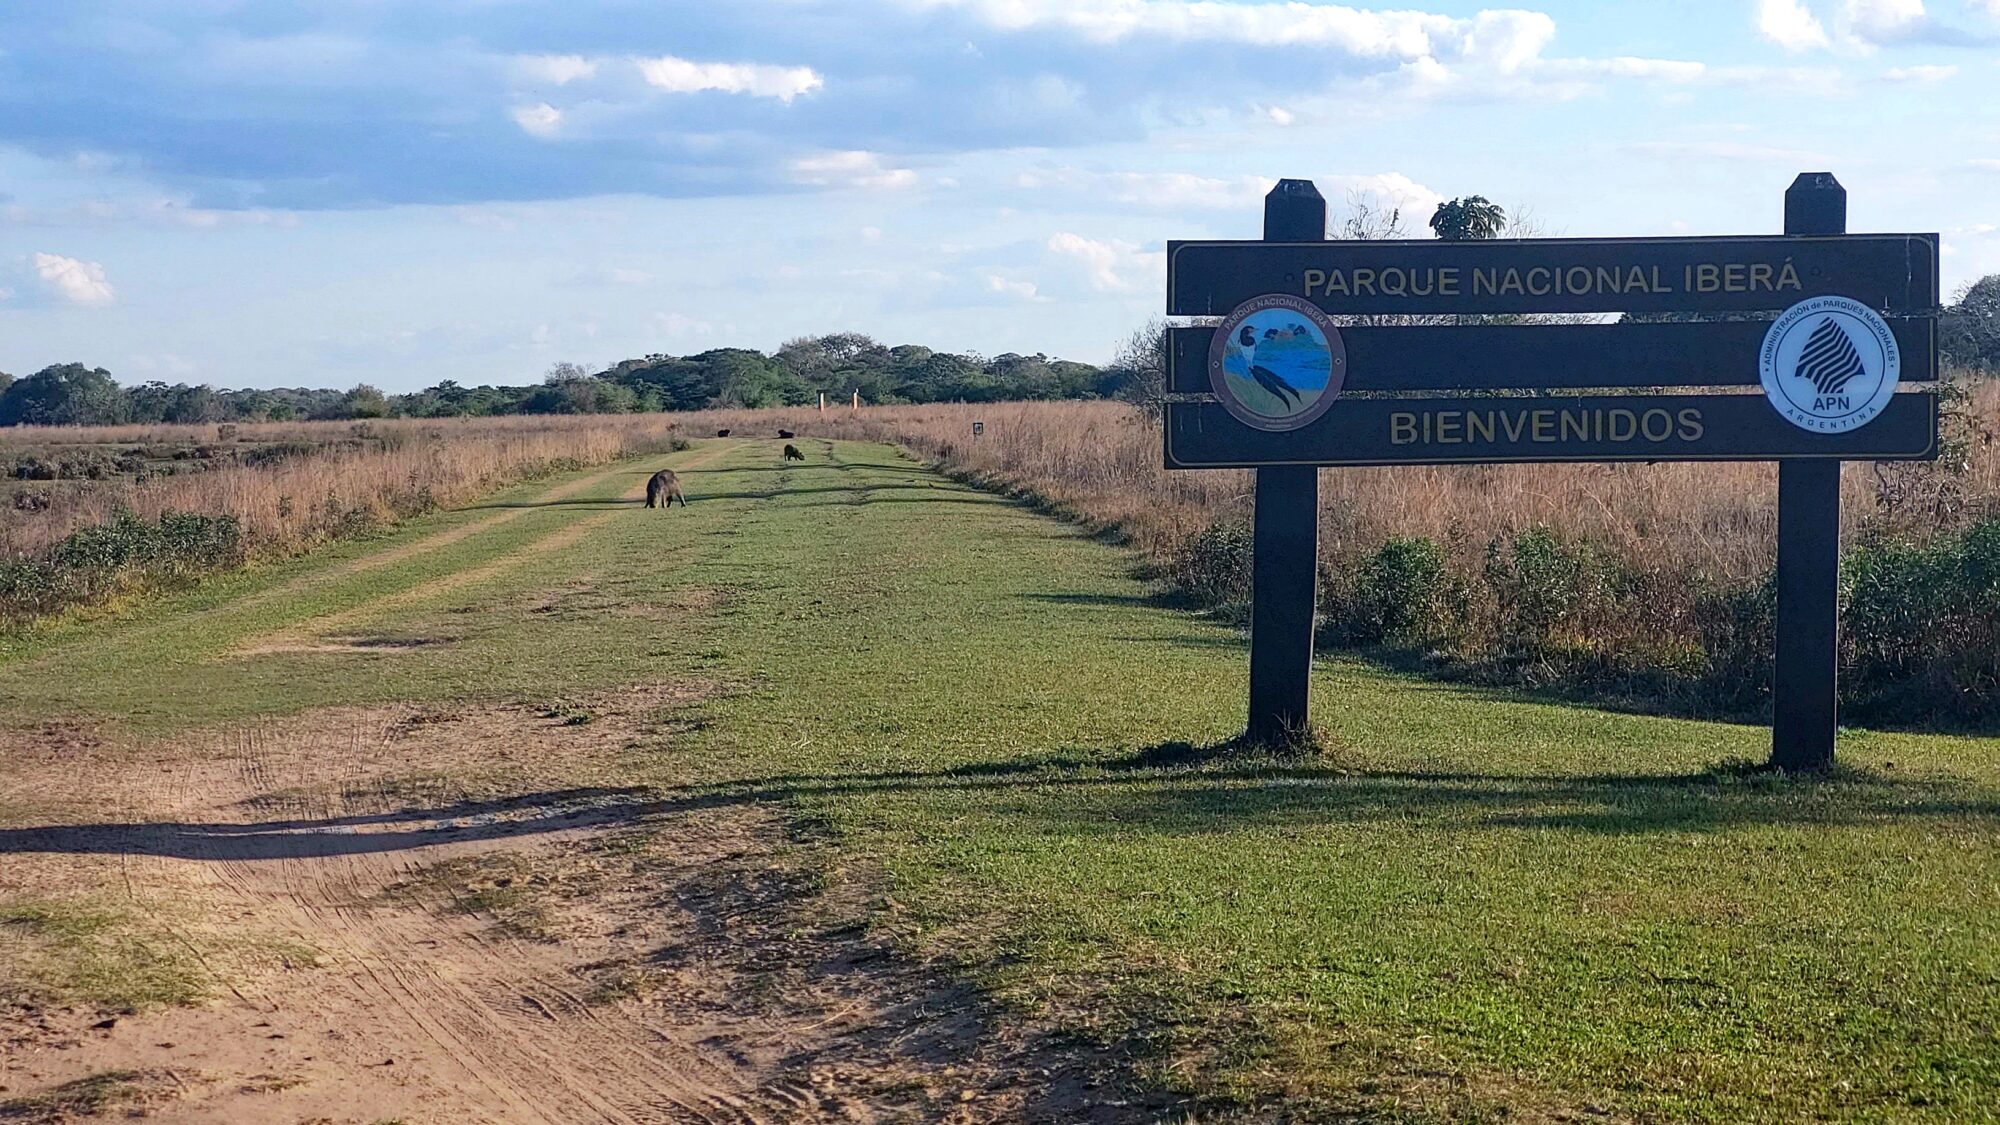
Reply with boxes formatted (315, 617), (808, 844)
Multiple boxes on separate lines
(1760, 296), (1900, 433)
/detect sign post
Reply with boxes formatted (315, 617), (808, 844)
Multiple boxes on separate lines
(1247, 180), (1326, 746)
(1163, 174), (1938, 767)
(1772, 174), (1848, 772)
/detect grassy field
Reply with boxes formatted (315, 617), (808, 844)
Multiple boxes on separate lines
(2, 437), (1996, 1121)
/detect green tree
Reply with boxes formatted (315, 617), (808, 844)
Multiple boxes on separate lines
(1429, 196), (1507, 241)
(339, 384), (389, 419)
(0, 363), (130, 426)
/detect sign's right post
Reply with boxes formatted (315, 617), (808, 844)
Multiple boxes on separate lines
(1772, 173), (1847, 773)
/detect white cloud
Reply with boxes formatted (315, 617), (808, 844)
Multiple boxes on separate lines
(790, 151), (917, 190)
(1629, 140), (1837, 164)
(1018, 168), (1272, 210)
(1322, 172), (1446, 219)
(1014, 167), (1441, 222)
(1840, 0), (1927, 44)
(1758, 0), (1832, 50)
(32, 252), (114, 306)
(1047, 231), (1153, 291)
(514, 54), (598, 86)
(1265, 104), (1296, 126)
(608, 268), (652, 285)
(652, 312), (715, 336)
(511, 102), (564, 138)
(1969, 158), (2000, 171)
(1882, 63), (1957, 81)
(909, 0), (1555, 70)
(985, 274), (1047, 301)
(634, 55), (823, 102)
(1, 198), (297, 230)
(127, 352), (197, 377)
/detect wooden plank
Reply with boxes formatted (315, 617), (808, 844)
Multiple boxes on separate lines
(1166, 319), (1938, 394)
(1167, 234), (1939, 317)
(1163, 391), (1937, 468)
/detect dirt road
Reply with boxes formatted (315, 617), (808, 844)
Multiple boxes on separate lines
(0, 442), (1146, 1124)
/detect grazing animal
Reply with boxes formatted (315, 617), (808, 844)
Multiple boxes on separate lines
(716, 428), (731, 437)
(782, 444), (805, 462)
(644, 469), (686, 509)
(777, 428), (796, 439)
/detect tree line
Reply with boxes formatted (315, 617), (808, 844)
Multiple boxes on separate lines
(3, 269), (1994, 429)
(0, 333), (1129, 427)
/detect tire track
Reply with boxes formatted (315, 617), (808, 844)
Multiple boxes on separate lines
(232, 444), (735, 657)
(121, 704), (799, 1123)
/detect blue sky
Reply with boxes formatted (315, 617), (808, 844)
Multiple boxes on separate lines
(1, 0), (1996, 391)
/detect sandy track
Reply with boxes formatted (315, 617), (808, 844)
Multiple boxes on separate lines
(4, 694), (874, 1124)
(2, 441), (1161, 1124)
(166, 720), (789, 1123)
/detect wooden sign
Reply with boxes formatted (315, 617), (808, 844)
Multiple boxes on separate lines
(1163, 173), (1942, 773)
(1166, 393), (1936, 468)
(1168, 234), (1938, 317)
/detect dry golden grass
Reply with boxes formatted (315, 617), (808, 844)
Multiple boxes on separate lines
(1, 415), (685, 560)
(675, 377), (1999, 583)
(7, 378), (1992, 590)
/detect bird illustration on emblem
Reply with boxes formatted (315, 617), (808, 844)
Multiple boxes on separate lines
(1239, 324), (1304, 408)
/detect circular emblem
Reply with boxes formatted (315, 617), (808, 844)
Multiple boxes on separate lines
(1207, 294), (1346, 432)
(1759, 296), (1900, 433)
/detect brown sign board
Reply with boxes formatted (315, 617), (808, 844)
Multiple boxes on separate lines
(1163, 393), (1937, 469)
(1167, 235), (1939, 318)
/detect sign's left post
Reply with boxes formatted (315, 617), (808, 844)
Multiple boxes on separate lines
(1244, 180), (1325, 746)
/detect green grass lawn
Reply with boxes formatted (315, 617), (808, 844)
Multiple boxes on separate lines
(3, 438), (1995, 1122)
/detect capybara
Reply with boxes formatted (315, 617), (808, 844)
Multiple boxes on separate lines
(716, 428), (731, 437)
(777, 429), (796, 439)
(782, 444), (805, 462)
(645, 469), (686, 508)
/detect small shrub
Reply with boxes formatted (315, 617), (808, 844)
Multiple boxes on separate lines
(1841, 518), (2000, 725)
(1325, 536), (1469, 648)
(1484, 526), (1624, 651)
(0, 509), (243, 625)
(1171, 517), (1254, 614)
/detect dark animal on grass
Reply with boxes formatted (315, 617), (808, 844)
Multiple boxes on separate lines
(783, 444), (805, 462)
(645, 469), (687, 508)
(716, 428), (731, 437)
(777, 429), (796, 439)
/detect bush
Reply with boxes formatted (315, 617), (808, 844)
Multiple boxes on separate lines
(1483, 526), (1625, 652)
(0, 510), (243, 625)
(1326, 536), (1469, 647)
(1841, 518), (2000, 725)
(1171, 517), (1254, 613)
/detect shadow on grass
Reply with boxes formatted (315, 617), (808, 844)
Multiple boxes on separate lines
(7, 750), (1989, 863)
(1324, 646), (2000, 739)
